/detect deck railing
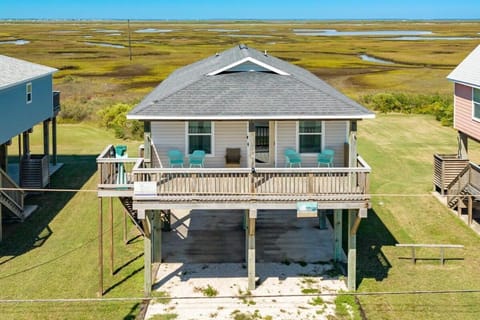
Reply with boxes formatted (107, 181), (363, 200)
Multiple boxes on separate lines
(131, 156), (370, 200)
(446, 162), (480, 206)
(53, 91), (61, 115)
(0, 167), (24, 213)
(98, 145), (371, 201)
(97, 145), (142, 190)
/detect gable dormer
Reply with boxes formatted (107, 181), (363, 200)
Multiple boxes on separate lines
(207, 57), (290, 76)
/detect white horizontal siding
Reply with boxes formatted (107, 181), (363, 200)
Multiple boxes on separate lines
(276, 121), (297, 167)
(210, 121), (247, 167)
(151, 121), (186, 167)
(325, 121), (347, 167)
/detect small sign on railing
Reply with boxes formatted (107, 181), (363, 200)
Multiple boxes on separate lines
(296, 201), (318, 218)
(133, 181), (157, 197)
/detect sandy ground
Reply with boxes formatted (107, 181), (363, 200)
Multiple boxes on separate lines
(145, 262), (346, 320)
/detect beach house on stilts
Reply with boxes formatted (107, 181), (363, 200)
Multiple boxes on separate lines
(434, 45), (480, 225)
(96, 45), (374, 295)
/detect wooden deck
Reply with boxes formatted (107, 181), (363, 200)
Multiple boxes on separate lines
(97, 145), (371, 210)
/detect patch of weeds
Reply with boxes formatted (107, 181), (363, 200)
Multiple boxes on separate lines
(230, 309), (263, 320)
(237, 288), (255, 305)
(309, 296), (324, 306)
(194, 284), (219, 297)
(217, 306), (224, 310)
(302, 288), (320, 294)
(280, 309), (286, 313)
(335, 292), (361, 320)
(281, 258), (291, 265)
(210, 312), (218, 318)
(151, 291), (172, 304)
(149, 314), (178, 320)
(301, 277), (318, 285)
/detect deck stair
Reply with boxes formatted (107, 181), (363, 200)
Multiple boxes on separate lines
(446, 162), (480, 209)
(0, 167), (31, 222)
(119, 196), (145, 236)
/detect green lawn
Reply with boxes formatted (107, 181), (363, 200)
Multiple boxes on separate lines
(0, 124), (145, 319)
(357, 114), (480, 319)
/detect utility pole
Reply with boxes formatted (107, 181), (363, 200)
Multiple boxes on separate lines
(128, 19), (132, 61)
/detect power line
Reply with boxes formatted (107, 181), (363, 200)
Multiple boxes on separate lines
(1, 289), (480, 304)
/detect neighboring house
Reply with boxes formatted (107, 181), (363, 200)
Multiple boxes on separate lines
(97, 45), (375, 295)
(0, 55), (60, 241)
(434, 44), (480, 224)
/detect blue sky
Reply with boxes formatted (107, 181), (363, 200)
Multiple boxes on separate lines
(1, 0), (479, 20)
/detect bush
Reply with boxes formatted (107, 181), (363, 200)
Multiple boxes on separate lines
(360, 92), (453, 126)
(97, 103), (143, 140)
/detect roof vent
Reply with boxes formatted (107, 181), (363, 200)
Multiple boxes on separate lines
(239, 44), (248, 50)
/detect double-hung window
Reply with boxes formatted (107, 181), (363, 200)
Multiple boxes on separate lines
(473, 88), (480, 121)
(298, 121), (322, 153)
(26, 82), (32, 104)
(187, 121), (213, 154)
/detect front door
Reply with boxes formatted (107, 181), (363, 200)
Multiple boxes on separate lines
(254, 121), (275, 167)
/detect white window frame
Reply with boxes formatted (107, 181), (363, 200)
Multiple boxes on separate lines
(296, 120), (324, 155)
(185, 121), (215, 156)
(472, 87), (480, 122)
(26, 82), (32, 104)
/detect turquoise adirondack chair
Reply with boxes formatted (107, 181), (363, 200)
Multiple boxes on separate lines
(317, 149), (335, 167)
(167, 149), (185, 167)
(284, 148), (302, 167)
(189, 150), (206, 167)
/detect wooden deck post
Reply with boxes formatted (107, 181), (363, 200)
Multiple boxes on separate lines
(348, 210), (358, 291)
(152, 211), (162, 263)
(22, 131), (30, 157)
(333, 209), (343, 262)
(144, 212), (153, 296)
(98, 197), (103, 297)
(144, 121), (151, 165)
(0, 143), (8, 171)
(458, 132), (468, 159)
(109, 197), (114, 275)
(318, 210), (327, 229)
(468, 195), (473, 226)
(43, 120), (49, 162)
(123, 208), (128, 244)
(248, 121), (256, 168)
(247, 208), (256, 291)
(52, 117), (57, 165)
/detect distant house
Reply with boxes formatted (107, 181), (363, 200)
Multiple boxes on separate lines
(97, 45), (374, 294)
(434, 45), (480, 223)
(0, 55), (60, 239)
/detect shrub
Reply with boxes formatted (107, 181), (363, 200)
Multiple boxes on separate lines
(97, 103), (143, 140)
(360, 92), (453, 126)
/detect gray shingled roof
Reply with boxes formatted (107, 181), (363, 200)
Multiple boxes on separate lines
(447, 45), (480, 87)
(128, 45), (374, 120)
(0, 55), (57, 90)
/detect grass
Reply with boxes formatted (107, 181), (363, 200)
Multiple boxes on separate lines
(356, 114), (480, 319)
(0, 124), (144, 319)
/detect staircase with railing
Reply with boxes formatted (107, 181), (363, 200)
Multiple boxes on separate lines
(0, 167), (25, 221)
(446, 162), (480, 209)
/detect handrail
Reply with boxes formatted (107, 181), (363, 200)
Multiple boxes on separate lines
(132, 159), (371, 198)
(0, 167), (24, 212)
(148, 136), (163, 168)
